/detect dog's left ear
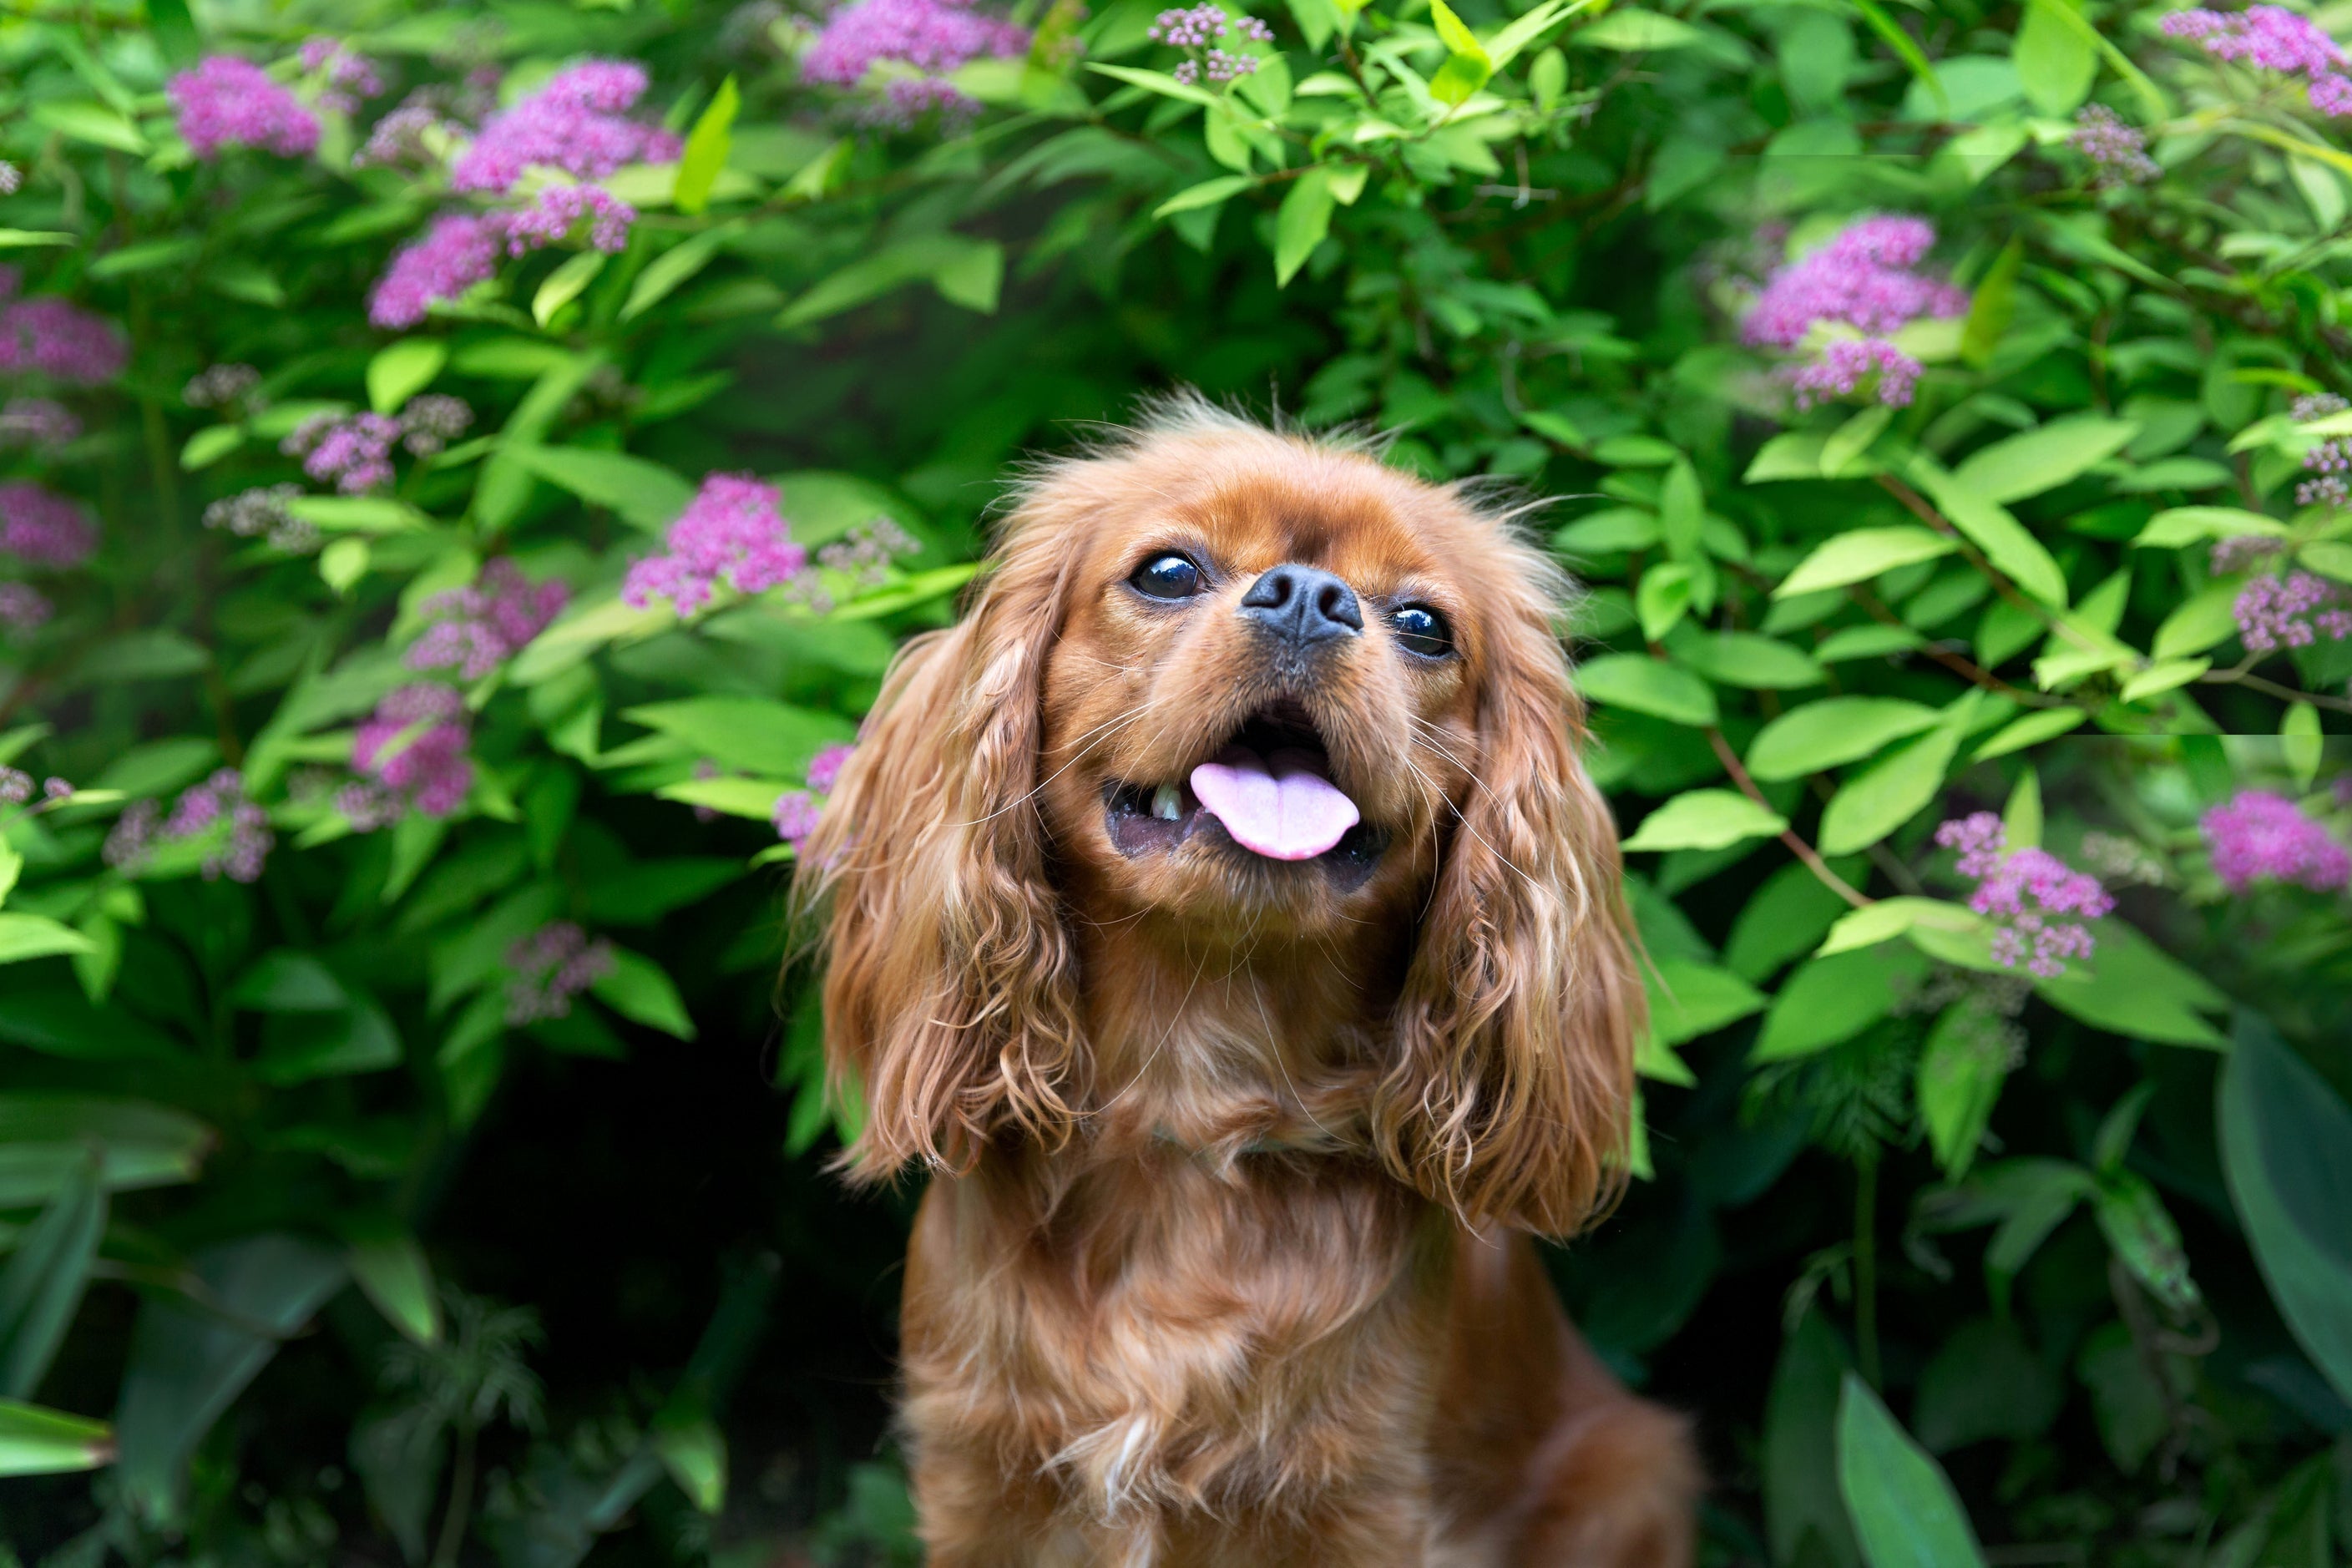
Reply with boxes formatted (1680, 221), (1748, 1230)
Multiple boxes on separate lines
(1372, 561), (1641, 1237)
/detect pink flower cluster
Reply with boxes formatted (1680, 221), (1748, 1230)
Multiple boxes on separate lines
(448, 61), (681, 195)
(504, 921), (616, 1024)
(771, 741), (857, 852)
(101, 769), (275, 883)
(496, 185), (637, 255)
(2233, 569), (2352, 655)
(2294, 393), (2351, 508)
(352, 683), (474, 818)
(804, 0), (1030, 122)
(1788, 339), (1920, 411)
(1935, 813), (2115, 978)
(1148, 5), (1273, 84)
(0, 273), (126, 385)
(624, 474), (809, 615)
(1742, 215), (1968, 409)
(407, 559), (570, 679)
(284, 412), (399, 493)
(2070, 104), (2160, 185)
(0, 483), (96, 566)
(2161, 6), (2352, 116)
(367, 193), (640, 329)
(0, 582), (49, 635)
(0, 397), (79, 449)
(298, 38), (384, 114)
(169, 55), (321, 159)
(2200, 789), (2351, 893)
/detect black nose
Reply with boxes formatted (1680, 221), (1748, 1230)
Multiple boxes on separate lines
(1239, 564), (1363, 647)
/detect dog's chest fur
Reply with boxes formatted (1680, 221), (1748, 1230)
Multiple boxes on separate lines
(901, 1150), (1449, 1521)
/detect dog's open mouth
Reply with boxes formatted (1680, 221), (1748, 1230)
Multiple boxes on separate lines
(1104, 703), (1388, 874)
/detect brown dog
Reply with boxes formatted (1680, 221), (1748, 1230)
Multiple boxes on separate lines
(798, 400), (1698, 1565)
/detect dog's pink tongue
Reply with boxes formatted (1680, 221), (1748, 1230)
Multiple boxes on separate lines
(1189, 748), (1359, 862)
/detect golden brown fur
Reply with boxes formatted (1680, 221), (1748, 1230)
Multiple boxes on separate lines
(798, 399), (1699, 1565)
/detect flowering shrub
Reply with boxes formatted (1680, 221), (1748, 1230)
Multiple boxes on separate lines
(5, 0), (2352, 1563)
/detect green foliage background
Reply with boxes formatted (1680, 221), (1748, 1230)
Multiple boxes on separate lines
(2, 0), (2352, 1561)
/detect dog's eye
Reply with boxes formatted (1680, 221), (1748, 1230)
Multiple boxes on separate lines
(1390, 604), (1454, 659)
(1130, 554), (1203, 600)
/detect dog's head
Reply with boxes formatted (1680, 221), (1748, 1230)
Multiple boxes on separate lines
(800, 400), (1639, 1233)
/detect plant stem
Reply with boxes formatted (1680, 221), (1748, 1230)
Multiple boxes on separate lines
(1854, 1152), (1881, 1389)
(1704, 727), (1872, 908)
(432, 1423), (478, 1568)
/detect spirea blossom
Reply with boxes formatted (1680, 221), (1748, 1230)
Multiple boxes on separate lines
(0, 583), (50, 635)
(497, 185), (637, 255)
(185, 363), (263, 410)
(0, 766), (30, 803)
(352, 684), (474, 818)
(283, 412), (401, 493)
(2233, 569), (2352, 654)
(504, 922), (616, 1024)
(778, 514), (923, 612)
(1935, 813), (2115, 978)
(399, 394), (473, 456)
(299, 38), (385, 114)
(0, 296), (127, 385)
(0, 397), (78, 449)
(0, 483), (95, 566)
(771, 789), (822, 849)
(807, 742), (856, 794)
(204, 483), (316, 552)
(406, 559), (570, 679)
(2070, 104), (2160, 185)
(448, 61), (681, 194)
(369, 214), (503, 328)
(2211, 533), (2289, 573)
(169, 55), (321, 159)
(2200, 789), (2352, 893)
(165, 769), (274, 882)
(0, 164), (19, 195)
(357, 99), (453, 169)
(805, 0), (1029, 121)
(1788, 337), (1921, 409)
(2162, 6), (2352, 114)
(1742, 215), (1966, 410)
(624, 474), (808, 615)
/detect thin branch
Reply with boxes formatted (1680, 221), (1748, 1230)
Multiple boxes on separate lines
(1705, 727), (1872, 909)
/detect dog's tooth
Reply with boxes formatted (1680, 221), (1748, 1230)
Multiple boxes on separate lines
(1151, 782), (1183, 821)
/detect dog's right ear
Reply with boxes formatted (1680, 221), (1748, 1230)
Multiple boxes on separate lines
(793, 518), (1083, 1182)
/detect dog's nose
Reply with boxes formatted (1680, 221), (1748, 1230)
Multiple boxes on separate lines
(1239, 564), (1363, 647)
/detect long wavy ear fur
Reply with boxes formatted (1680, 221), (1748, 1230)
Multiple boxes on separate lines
(792, 514), (1084, 1182)
(1370, 531), (1641, 1237)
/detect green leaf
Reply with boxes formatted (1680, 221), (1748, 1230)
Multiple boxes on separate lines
(1817, 701), (1976, 857)
(2034, 919), (2226, 1048)
(622, 224), (738, 322)
(0, 230), (77, 250)
(1822, 406), (1893, 478)
(2092, 1171), (2199, 1314)
(0, 1399), (113, 1477)
(1905, 458), (2069, 609)
(1753, 946), (1928, 1063)
(32, 100), (147, 153)
(179, 425), (243, 470)
(655, 1415), (728, 1512)
(227, 951), (349, 1012)
(620, 697), (855, 776)
(1960, 240), (2025, 369)
(1086, 61), (1223, 107)
(1849, 0), (1945, 110)
(2133, 506), (2287, 549)
(653, 775), (797, 821)
(2219, 1017), (2352, 1405)
(590, 948), (698, 1039)
(1747, 432), (1829, 482)
(503, 445), (695, 530)
(2013, 0), (2096, 114)
(1777, 527), (1955, 597)
(0, 1156), (104, 1399)
(367, 339), (447, 416)
(1575, 654), (1718, 726)
(1768, 1313), (1864, 1568)
(1623, 789), (1788, 853)
(282, 495), (432, 534)
(1636, 563), (1693, 641)
(1275, 167), (1338, 286)
(1670, 632), (1824, 690)
(1918, 1001), (2013, 1179)
(1156, 175), (1254, 218)
(2150, 580), (2239, 660)
(1646, 957), (1768, 1047)
(1427, 0), (1494, 103)
(1970, 707), (2087, 761)
(777, 234), (1004, 327)
(346, 1228), (443, 1347)
(533, 251), (608, 327)
(115, 1236), (347, 1522)
(675, 74), (740, 215)
(319, 537), (369, 594)
(1816, 898), (1982, 959)
(1950, 414), (2140, 504)
(1911, 1318), (2059, 1454)
(0, 913), (97, 965)
(1747, 698), (1942, 782)
(1576, 8), (1704, 49)
(1837, 1373), (1990, 1568)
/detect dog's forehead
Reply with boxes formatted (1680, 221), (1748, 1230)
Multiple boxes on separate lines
(1121, 453), (1470, 589)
